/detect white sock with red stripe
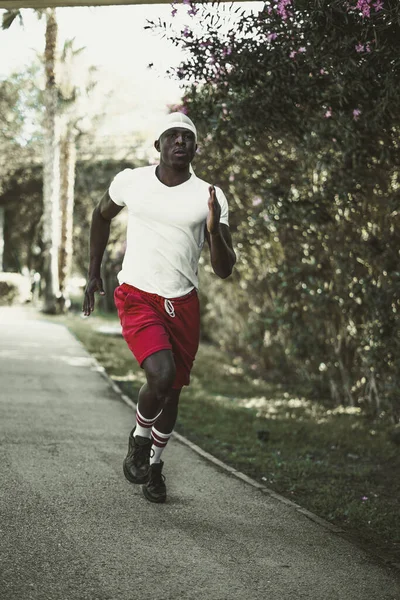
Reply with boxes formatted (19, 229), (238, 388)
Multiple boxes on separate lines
(135, 408), (162, 439)
(150, 427), (172, 464)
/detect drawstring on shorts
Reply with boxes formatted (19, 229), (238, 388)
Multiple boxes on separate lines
(164, 299), (175, 318)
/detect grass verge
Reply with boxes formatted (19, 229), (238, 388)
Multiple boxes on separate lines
(57, 310), (400, 566)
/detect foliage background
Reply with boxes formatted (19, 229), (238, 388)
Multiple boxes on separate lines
(147, 0), (400, 419)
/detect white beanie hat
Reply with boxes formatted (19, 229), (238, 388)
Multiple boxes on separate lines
(156, 112), (197, 142)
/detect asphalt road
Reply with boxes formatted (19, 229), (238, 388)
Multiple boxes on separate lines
(0, 306), (399, 600)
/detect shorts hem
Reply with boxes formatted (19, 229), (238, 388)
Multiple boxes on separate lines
(173, 381), (188, 389)
(137, 344), (173, 367)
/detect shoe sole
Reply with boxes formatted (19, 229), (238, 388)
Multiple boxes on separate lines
(123, 460), (149, 485)
(142, 485), (166, 504)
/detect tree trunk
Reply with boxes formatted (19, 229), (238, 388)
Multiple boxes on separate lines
(58, 123), (76, 309)
(0, 206), (4, 272)
(42, 7), (61, 314)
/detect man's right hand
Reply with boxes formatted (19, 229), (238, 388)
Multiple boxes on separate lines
(83, 277), (105, 316)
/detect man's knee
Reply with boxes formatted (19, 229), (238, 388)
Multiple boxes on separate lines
(143, 350), (176, 398)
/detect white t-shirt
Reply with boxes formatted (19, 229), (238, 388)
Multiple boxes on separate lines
(108, 165), (230, 298)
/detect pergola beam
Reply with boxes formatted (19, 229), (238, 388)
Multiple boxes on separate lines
(2, 1), (176, 7)
(0, 0), (250, 8)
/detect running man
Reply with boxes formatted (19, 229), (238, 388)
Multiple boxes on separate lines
(83, 112), (236, 503)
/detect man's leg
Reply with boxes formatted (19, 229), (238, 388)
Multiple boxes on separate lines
(141, 389), (180, 504)
(150, 388), (181, 464)
(139, 353), (182, 504)
(133, 384), (162, 440)
(142, 388), (181, 504)
(131, 350), (177, 445)
(136, 347), (176, 421)
(123, 349), (176, 487)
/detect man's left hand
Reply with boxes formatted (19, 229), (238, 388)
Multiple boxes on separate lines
(207, 185), (221, 235)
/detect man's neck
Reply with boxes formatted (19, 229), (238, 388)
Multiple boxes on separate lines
(155, 163), (192, 187)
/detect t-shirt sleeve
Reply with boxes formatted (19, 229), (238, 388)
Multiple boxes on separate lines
(215, 186), (230, 226)
(108, 169), (133, 207)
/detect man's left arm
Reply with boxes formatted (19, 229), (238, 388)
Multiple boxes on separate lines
(205, 185), (236, 279)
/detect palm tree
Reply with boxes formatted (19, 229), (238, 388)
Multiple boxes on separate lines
(57, 38), (97, 308)
(2, 7), (62, 313)
(58, 121), (76, 304)
(41, 7), (62, 313)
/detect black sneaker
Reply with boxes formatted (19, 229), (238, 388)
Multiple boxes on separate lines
(123, 428), (152, 484)
(142, 460), (167, 503)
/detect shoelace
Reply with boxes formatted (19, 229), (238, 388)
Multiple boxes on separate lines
(134, 441), (152, 466)
(164, 299), (175, 318)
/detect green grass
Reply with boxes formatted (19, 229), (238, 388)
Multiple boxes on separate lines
(56, 310), (400, 565)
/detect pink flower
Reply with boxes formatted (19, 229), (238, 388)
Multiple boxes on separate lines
(222, 46), (232, 57)
(252, 196), (263, 207)
(229, 173), (235, 182)
(348, 0), (383, 17)
(355, 43), (365, 53)
(356, 0), (371, 18)
(353, 108), (362, 120)
(320, 68), (327, 75)
(298, 47), (306, 53)
(267, 32), (278, 42)
(182, 26), (191, 38)
(276, 0), (293, 20)
(290, 50), (297, 59)
(361, 496), (368, 501)
(188, 2), (199, 17)
(325, 109), (332, 118)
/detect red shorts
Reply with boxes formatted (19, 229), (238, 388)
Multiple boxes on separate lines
(114, 283), (200, 389)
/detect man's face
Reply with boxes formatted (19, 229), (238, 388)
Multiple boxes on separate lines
(155, 128), (197, 169)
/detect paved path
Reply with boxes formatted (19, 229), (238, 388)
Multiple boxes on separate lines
(0, 306), (399, 600)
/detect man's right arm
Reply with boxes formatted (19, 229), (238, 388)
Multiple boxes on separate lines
(83, 191), (124, 316)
